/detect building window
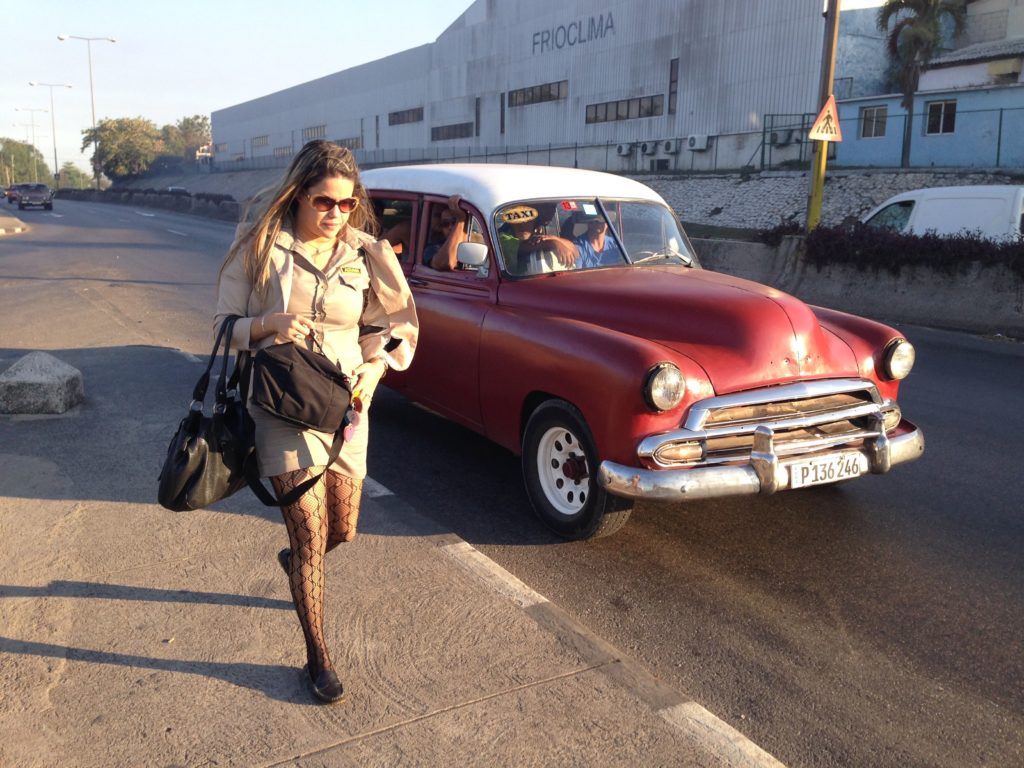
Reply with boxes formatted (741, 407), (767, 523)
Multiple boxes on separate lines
(302, 124), (327, 141)
(431, 121), (474, 141)
(475, 97), (481, 137)
(388, 107), (423, 126)
(586, 94), (665, 124)
(251, 135), (268, 148)
(214, 143), (227, 153)
(926, 100), (956, 135)
(668, 58), (679, 115)
(860, 106), (887, 138)
(508, 79), (568, 108)
(335, 136), (363, 150)
(500, 92), (506, 135)
(273, 146), (292, 157)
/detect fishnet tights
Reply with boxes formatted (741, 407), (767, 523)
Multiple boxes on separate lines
(271, 468), (363, 677)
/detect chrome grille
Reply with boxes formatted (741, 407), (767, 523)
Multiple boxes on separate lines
(639, 379), (897, 468)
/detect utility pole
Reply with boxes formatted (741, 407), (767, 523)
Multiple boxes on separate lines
(806, 0), (841, 231)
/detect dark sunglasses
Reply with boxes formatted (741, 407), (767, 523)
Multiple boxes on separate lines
(304, 192), (359, 213)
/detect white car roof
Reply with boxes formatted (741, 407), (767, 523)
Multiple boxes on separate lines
(879, 185), (1023, 203)
(361, 163), (668, 214)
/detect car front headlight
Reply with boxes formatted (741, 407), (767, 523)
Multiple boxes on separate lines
(883, 339), (915, 380)
(644, 363), (685, 411)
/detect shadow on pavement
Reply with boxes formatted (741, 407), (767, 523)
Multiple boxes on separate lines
(0, 635), (311, 704)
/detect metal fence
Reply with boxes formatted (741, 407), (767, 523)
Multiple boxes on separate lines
(762, 106), (1024, 170)
(206, 105), (1024, 177)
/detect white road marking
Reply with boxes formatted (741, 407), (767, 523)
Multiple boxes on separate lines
(134, 210), (156, 217)
(48, 213), (64, 218)
(659, 702), (787, 767)
(166, 229), (188, 237)
(442, 541), (549, 608)
(363, 476), (393, 498)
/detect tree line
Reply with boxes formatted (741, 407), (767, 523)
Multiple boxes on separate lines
(1, 113), (211, 189)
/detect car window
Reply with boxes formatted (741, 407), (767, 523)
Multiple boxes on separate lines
(420, 200), (489, 276)
(374, 197), (416, 263)
(864, 200), (914, 232)
(493, 198), (694, 276)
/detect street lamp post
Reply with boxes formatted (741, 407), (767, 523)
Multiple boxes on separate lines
(14, 107), (49, 182)
(29, 82), (72, 188)
(57, 34), (115, 189)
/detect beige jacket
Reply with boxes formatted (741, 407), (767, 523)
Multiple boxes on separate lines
(214, 225), (418, 371)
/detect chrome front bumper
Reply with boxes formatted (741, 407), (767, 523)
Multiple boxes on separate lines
(597, 424), (924, 502)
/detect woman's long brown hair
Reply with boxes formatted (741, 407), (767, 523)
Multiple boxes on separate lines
(219, 140), (379, 299)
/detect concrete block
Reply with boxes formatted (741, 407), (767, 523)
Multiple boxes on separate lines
(0, 351), (84, 414)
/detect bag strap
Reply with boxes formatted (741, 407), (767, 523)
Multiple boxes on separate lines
(244, 430), (347, 508)
(192, 315), (238, 406)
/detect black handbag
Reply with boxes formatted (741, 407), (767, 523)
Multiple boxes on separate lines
(251, 341), (353, 433)
(158, 316), (257, 511)
(249, 341), (357, 497)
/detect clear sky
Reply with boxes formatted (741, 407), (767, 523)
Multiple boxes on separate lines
(2, 0), (474, 175)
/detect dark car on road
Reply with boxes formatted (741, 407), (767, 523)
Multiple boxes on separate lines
(17, 183), (53, 211)
(6, 183), (30, 205)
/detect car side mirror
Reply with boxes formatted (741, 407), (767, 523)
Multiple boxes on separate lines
(457, 241), (488, 267)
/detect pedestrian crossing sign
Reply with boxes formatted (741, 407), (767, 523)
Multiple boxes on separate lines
(808, 94), (843, 142)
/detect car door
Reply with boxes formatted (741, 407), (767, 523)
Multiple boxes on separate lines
(398, 196), (496, 432)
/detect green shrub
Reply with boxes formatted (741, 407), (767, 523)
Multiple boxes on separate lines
(756, 221), (802, 247)
(805, 223), (1024, 279)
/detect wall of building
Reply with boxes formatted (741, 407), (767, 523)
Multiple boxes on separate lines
(213, 0), (892, 174)
(836, 84), (1024, 167)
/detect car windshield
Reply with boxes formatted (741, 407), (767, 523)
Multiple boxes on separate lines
(493, 198), (695, 276)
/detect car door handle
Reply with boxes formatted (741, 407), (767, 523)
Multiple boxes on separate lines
(407, 277), (427, 287)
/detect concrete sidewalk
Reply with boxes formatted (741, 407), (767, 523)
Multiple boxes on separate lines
(0, 208), (28, 236)
(0, 341), (788, 767)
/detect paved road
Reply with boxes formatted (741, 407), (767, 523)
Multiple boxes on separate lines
(4, 201), (1022, 767)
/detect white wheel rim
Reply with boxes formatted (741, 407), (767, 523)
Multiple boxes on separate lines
(535, 425), (590, 517)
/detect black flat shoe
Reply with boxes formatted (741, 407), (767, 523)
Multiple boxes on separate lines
(304, 665), (344, 704)
(277, 548), (290, 576)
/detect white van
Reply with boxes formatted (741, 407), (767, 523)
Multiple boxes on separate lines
(861, 185), (1024, 240)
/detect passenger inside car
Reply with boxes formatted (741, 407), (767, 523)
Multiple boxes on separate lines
(497, 202), (578, 275)
(378, 199), (415, 260)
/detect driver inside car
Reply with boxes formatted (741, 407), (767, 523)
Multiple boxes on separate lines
(571, 211), (622, 268)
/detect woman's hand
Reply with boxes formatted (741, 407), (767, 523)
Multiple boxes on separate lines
(351, 357), (388, 401)
(257, 313), (314, 343)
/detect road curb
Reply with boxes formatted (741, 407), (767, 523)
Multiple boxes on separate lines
(369, 484), (787, 767)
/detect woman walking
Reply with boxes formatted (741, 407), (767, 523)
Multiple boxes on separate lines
(215, 140), (417, 703)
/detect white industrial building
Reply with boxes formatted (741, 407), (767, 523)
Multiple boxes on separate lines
(211, 0), (885, 173)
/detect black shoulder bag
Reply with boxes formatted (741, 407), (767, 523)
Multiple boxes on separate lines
(248, 339), (356, 504)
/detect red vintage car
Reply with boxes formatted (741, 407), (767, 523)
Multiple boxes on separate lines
(364, 164), (923, 539)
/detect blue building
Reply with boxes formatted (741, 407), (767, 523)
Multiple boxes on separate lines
(836, 2), (1024, 169)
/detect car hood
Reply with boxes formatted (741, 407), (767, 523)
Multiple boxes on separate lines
(497, 266), (859, 393)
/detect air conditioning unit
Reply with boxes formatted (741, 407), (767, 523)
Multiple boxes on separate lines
(686, 134), (709, 151)
(663, 138), (683, 154)
(770, 129), (795, 147)
(615, 143), (634, 157)
(640, 141), (658, 156)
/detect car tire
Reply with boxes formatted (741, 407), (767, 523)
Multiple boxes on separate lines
(522, 399), (633, 540)
(45, 203), (52, 210)
(17, 203), (24, 210)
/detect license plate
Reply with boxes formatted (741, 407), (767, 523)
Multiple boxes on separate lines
(788, 452), (867, 489)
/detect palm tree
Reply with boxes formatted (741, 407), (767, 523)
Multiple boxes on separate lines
(877, 0), (967, 167)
